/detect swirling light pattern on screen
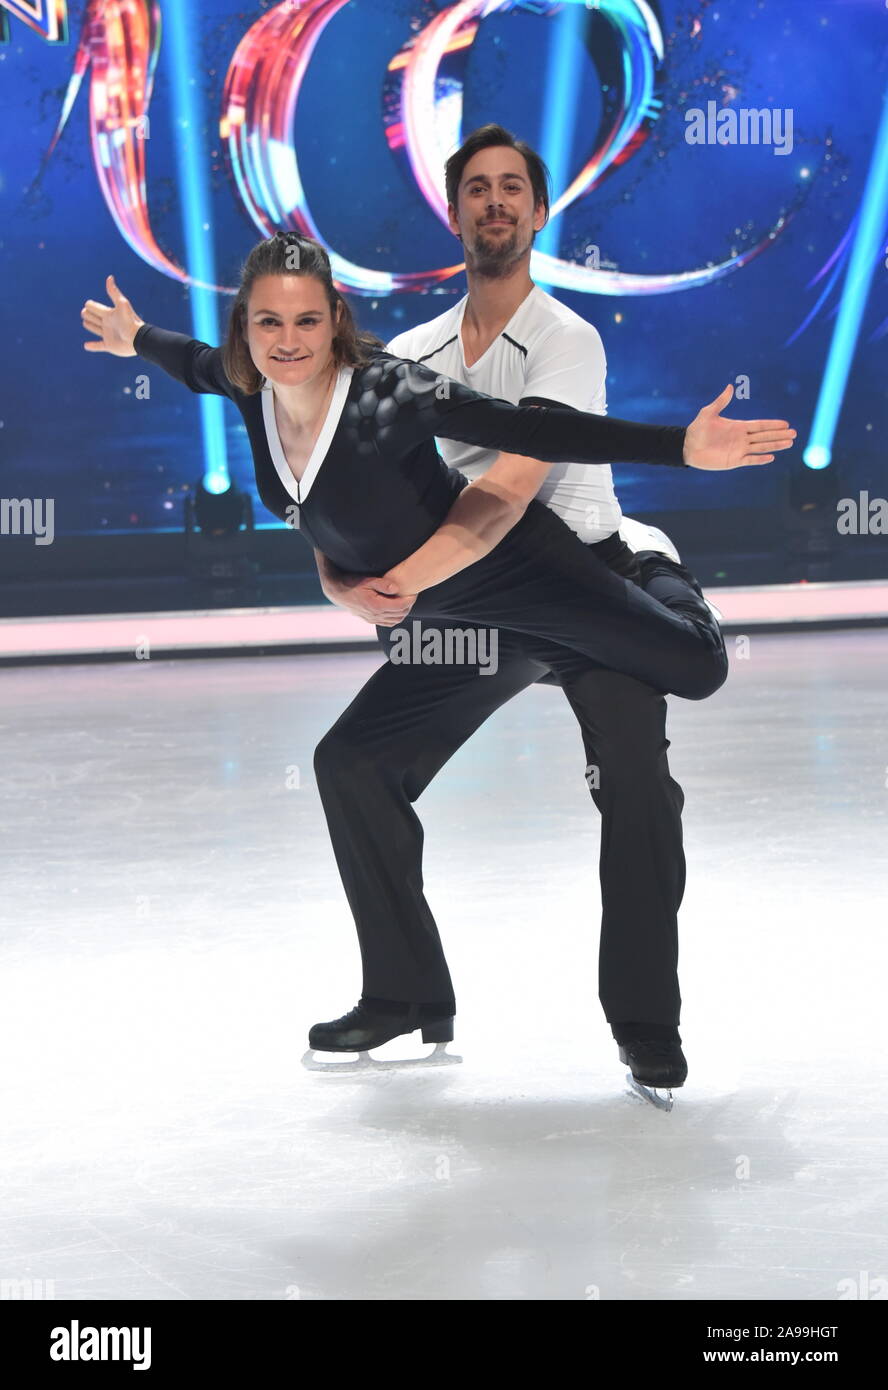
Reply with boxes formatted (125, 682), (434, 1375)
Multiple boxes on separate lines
(42, 0), (796, 299)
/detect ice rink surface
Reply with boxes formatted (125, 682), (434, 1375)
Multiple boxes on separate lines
(1, 629), (886, 1301)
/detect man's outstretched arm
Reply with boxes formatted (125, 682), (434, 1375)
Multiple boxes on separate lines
(383, 384), (793, 596)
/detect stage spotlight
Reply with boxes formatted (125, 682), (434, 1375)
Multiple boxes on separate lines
(783, 458), (844, 583)
(190, 477), (250, 536)
(184, 479), (258, 598)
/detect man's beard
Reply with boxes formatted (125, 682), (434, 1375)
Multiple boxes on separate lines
(467, 225), (524, 278)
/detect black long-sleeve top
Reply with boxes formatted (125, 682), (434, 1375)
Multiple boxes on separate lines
(133, 325), (688, 575)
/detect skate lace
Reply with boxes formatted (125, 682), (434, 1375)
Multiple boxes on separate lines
(331, 1003), (365, 1027)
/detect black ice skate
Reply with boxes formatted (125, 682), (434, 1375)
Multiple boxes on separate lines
(630, 540), (724, 625)
(619, 1036), (688, 1112)
(301, 1000), (461, 1073)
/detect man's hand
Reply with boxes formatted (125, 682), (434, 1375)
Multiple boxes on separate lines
(323, 571), (417, 626)
(684, 385), (796, 470)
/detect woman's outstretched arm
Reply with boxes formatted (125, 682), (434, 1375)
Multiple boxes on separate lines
(81, 275), (234, 397)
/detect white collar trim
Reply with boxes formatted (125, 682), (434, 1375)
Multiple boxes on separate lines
(261, 366), (354, 503)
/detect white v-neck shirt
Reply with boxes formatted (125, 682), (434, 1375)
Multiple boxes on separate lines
(387, 285), (622, 541)
(260, 367), (354, 503)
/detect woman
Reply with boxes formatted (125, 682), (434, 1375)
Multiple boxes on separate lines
(81, 232), (794, 699)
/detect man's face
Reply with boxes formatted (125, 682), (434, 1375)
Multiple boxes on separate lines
(449, 146), (547, 277)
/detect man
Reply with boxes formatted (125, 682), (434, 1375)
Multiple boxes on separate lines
(309, 124), (724, 1097)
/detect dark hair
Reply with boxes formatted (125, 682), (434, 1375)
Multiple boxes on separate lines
(444, 123), (551, 224)
(223, 233), (384, 395)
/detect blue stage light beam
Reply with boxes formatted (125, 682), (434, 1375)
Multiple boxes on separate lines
(536, 3), (588, 290)
(804, 85), (888, 471)
(166, 1), (230, 495)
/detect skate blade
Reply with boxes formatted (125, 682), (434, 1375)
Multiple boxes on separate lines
(626, 1073), (674, 1112)
(301, 1040), (463, 1074)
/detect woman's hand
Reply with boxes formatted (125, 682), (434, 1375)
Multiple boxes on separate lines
(81, 275), (145, 357)
(684, 385), (796, 470)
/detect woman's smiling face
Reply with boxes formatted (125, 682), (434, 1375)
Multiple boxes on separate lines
(245, 274), (340, 388)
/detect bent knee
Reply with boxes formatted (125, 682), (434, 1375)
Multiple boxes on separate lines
(677, 644), (729, 701)
(313, 726), (357, 783)
(314, 722), (414, 792)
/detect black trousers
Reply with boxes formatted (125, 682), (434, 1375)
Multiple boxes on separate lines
(406, 498), (727, 701)
(313, 530), (709, 1026)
